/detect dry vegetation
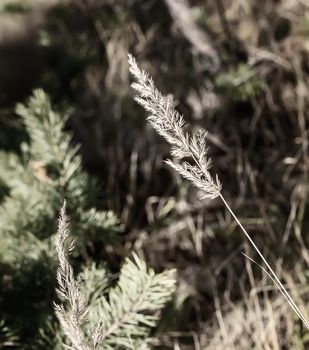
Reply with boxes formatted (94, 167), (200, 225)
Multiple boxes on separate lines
(0, 0), (309, 348)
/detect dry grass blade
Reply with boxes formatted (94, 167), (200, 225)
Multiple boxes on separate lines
(128, 54), (309, 330)
(164, 0), (220, 71)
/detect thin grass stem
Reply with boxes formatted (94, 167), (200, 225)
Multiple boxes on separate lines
(221, 194), (309, 329)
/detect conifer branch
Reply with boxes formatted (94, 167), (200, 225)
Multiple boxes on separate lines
(87, 255), (176, 349)
(54, 202), (176, 349)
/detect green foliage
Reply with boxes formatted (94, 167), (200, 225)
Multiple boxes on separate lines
(1, 89), (122, 244)
(215, 64), (265, 101)
(0, 319), (18, 348)
(85, 255), (176, 349)
(35, 321), (64, 350)
(0, 89), (122, 347)
(54, 204), (177, 349)
(293, 17), (309, 45)
(0, 89), (175, 349)
(2, 1), (31, 14)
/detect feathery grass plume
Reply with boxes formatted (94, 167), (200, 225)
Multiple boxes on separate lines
(54, 202), (177, 349)
(128, 55), (221, 200)
(54, 200), (91, 350)
(128, 54), (309, 330)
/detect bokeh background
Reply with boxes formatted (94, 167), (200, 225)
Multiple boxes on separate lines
(0, 0), (309, 348)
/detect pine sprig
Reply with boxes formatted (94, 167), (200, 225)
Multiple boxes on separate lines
(2, 89), (123, 242)
(54, 203), (176, 350)
(0, 319), (18, 348)
(16, 89), (81, 186)
(0, 89), (123, 347)
(87, 255), (176, 349)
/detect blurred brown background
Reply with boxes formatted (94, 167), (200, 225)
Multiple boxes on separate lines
(0, 0), (309, 348)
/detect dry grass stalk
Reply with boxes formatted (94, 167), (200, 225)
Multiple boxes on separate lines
(164, 0), (220, 71)
(128, 54), (309, 330)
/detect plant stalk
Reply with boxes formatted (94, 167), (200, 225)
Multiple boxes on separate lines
(220, 193), (309, 330)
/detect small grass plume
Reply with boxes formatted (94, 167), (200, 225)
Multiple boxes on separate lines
(54, 201), (177, 349)
(54, 200), (91, 350)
